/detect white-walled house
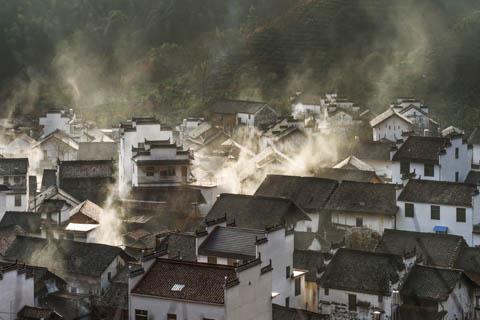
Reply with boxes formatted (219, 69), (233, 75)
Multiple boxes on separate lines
(390, 98), (439, 136)
(0, 263), (35, 317)
(325, 181), (398, 234)
(129, 258), (272, 320)
(204, 193), (311, 308)
(400, 265), (472, 320)
(391, 135), (472, 184)
(118, 117), (173, 194)
(132, 138), (193, 187)
(318, 248), (405, 319)
(0, 158), (30, 217)
(396, 179), (480, 246)
(32, 130), (79, 171)
(39, 109), (75, 138)
(197, 225), (308, 310)
(254, 175), (339, 234)
(370, 108), (413, 142)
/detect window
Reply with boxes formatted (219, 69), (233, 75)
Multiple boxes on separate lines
(107, 272), (111, 281)
(378, 295), (383, 303)
(286, 266), (291, 279)
(295, 278), (301, 296)
(457, 208), (466, 223)
(348, 294), (357, 311)
(356, 217), (363, 227)
(3, 176), (9, 185)
(145, 167), (154, 177)
(167, 166), (176, 176)
(405, 203), (414, 218)
(388, 125), (391, 130)
(307, 226), (312, 233)
(181, 166), (188, 177)
(14, 195), (21, 207)
(285, 297), (290, 307)
(455, 147), (459, 159)
(400, 161), (410, 175)
(324, 288), (329, 296)
(135, 309), (148, 320)
(455, 172), (459, 182)
(424, 163), (434, 177)
(13, 176), (21, 184)
(431, 205), (440, 220)
(207, 256), (217, 264)
(167, 314), (177, 320)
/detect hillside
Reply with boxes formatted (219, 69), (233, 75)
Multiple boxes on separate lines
(2, 0), (480, 128)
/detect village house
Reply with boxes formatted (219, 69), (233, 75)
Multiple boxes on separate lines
(4, 236), (128, 295)
(118, 116), (173, 193)
(370, 108), (413, 142)
(312, 167), (382, 184)
(318, 248), (405, 320)
(259, 118), (306, 154)
(57, 160), (115, 206)
(390, 97), (439, 136)
(254, 175), (339, 233)
(291, 93), (323, 119)
(204, 193), (311, 308)
(399, 264), (472, 320)
(0, 263), (35, 317)
(129, 258), (272, 320)
(61, 200), (103, 242)
(0, 158), (30, 216)
(211, 99), (278, 131)
(0, 211), (42, 237)
(0, 133), (37, 158)
(375, 229), (467, 269)
(39, 109), (75, 138)
(396, 179), (480, 245)
(454, 246), (480, 319)
(390, 135), (472, 184)
(29, 185), (80, 214)
(197, 225), (308, 310)
(132, 138), (194, 187)
(32, 130), (79, 171)
(325, 181), (398, 234)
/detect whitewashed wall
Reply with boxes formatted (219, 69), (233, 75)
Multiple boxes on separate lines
(0, 269), (34, 316)
(372, 117), (411, 142)
(331, 212), (395, 234)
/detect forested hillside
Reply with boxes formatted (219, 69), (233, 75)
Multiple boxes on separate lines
(2, 0), (480, 128)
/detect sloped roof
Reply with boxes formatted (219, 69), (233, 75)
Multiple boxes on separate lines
(69, 200), (103, 223)
(41, 169), (57, 190)
(325, 181), (398, 215)
(392, 136), (449, 163)
(454, 246), (480, 284)
(211, 99), (270, 115)
(0, 212), (41, 234)
(0, 158), (29, 175)
(206, 193), (310, 231)
(398, 179), (476, 207)
(156, 232), (197, 261)
(333, 156), (375, 171)
(293, 250), (324, 282)
(5, 236), (125, 277)
(254, 175), (338, 213)
(465, 170), (480, 185)
(131, 259), (236, 304)
(400, 265), (461, 302)
(59, 160), (114, 178)
(312, 167), (381, 183)
(198, 226), (266, 261)
(397, 305), (447, 320)
(370, 108), (413, 127)
(17, 306), (64, 320)
(34, 129), (79, 150)
(319, 248), (403, 295)
(127, 186), (206, 204)
(78, 142), (117, 161)
(0, 225), (26, 255)
(375, 229), (466, 268)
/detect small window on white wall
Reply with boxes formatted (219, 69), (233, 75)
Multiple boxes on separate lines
(14, 195), (21, 207)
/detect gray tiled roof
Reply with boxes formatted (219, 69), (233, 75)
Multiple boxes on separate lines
(312, 167), (381, 183)
(254, 175), (338, 213)
(398, 179), (477, 207)
(293, 250), (324, 282)
(400, 265), (461, 302)
(468, 127), (480, 145)
(392, 136), (449, 163)
(5, 236), (125, 277)
(0, 212), (41, 234)
(319, 248), (403, 295)
(206, 193), (310, 231)
(157, 232), (197, 261)
(325, 181), (398, 215)
(198, 226), (265, 261)
(0, 158), (28, 175)
(465, 170), (480, 185)
(41, 169), (57, 190)
(375, 229), (466, 268)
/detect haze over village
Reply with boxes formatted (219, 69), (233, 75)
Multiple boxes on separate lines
(4, 1), (480, 320)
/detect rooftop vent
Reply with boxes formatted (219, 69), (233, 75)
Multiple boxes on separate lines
(171, 284), (185, 292)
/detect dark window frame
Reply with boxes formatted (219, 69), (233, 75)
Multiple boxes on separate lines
(14, 194), (22, 207)
(348, 294), (357, 311)
(455, 147), (459, 159)
(286, 266), (291, 279)
(431, 205), (440, 220)
(135, 309), (148, 320)
(400, 161), (410, 175)
(457, 208), (466, 223)
(424, 163), (434, 177)
(356, 217), (363, 227)
(295, 277), (301, 296)
(405, 203), (414, 218)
